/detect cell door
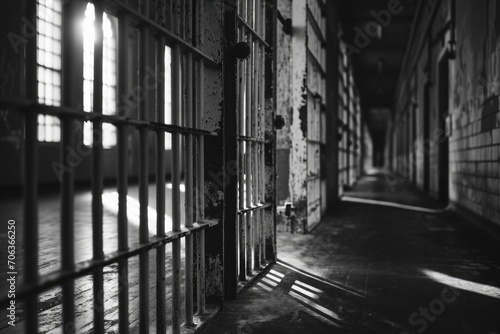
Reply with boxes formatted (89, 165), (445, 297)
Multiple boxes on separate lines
(0, 1), (259, 334)
(423, 82), (431, 193)
(221, 0), (277, 298)
(438, 54), (450, 204)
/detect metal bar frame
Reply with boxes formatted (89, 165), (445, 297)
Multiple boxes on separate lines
(4, 0), (278, 332)
(234, 0), (275, 285)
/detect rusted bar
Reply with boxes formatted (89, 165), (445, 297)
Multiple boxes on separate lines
(245, 27), (253, 276)
(117, 6), (130, 333)
(222, 0), (240, 298)
(196, 58), (206, 315)
(138, 0), (150, 332)
(195, 0), (206, 314)
(91, 2), (105, 333)
(260, 0), (266, 265)
(155, 2), (167, 328)
(237, 19), (246, 281)
(252, 2), (260, 268)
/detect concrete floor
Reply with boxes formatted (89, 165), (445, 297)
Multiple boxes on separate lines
(200, 171), (500, 334)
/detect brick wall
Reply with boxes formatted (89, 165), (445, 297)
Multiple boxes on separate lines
(390, 0), (500, 226)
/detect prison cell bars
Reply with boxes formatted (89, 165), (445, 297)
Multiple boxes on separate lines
(0, 0), (221, 333)
(236, 0), (271, 282)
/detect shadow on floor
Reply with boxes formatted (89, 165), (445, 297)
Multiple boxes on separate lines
(202, 173), (500, 333)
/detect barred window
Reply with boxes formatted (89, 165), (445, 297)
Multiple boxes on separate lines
(37, 0), (62, 142)
(83, 3), (117, 148)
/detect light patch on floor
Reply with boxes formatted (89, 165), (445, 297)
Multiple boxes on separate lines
(422, 269), (500, 299)
(102, 192), (175, 235)
(288, 290), (342, 324)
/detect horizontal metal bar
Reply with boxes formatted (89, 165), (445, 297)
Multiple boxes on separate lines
(237, 135), (269, 143)
(108, 0), (218, 66)
(306, 175), (321, 181)
(0, 98), (218, 136)
(148, 121), (216, 136)
(0, 219), (219, 307)
(237, 203), (272, 215)
(306, 7), (326, 45)
(306, 48), (326, 77)
(237, 15), (270, 49)
(306, 139), (324, 145)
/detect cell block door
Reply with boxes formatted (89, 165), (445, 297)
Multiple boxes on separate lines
(0, 1), (226, 333)
(232, 0), (277, 286)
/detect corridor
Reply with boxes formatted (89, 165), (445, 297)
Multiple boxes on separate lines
(202, 173), (500, 334)
(0, 0), (500, 333)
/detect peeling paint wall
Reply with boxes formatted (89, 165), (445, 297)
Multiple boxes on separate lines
(290, 0), (309, 226)
(200, 1), (225, 134)
(277, 0), (364, 230)
(276, 0), (293, 204)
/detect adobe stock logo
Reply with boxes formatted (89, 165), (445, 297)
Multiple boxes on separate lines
(345, 0), (412, 56)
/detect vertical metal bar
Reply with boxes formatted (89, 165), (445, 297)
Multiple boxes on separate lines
(24, 1), (38, 333)
(238, 17), (246, 282)
(117, 124), (129, 334)
(183, 0), (195, 324)
(156, 7), (167, 329)
(259, 0), (266, 264)
(184, 52), (195, 327)
(245, 25), (253, 276)
(223, 0), (240, 298)
(171, 0), (182, 326)
(24, 114), (38, 334)
(24, 117), (39, 331)
(138, 0), (150, 332)
(195, 0), (206, 314)
(61, 116), (75, 332)
(60, 0), (77, 327)
(254, 0), (262, 269)
(251, 50), (259, 270)
(265, 0), (277, 261)
(196, 60), (206, 315)
(258, 0), (264, 266)
(92, 3), (105, 332)
(117, 6), (130, 333)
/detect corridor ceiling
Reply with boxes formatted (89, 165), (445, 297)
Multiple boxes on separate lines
(338, 0), (417, 139)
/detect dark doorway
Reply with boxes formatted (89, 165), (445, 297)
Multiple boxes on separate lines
(437, 54), (450, 204)
(423, 82), (431, 193)
(412, 102), (417, 186)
